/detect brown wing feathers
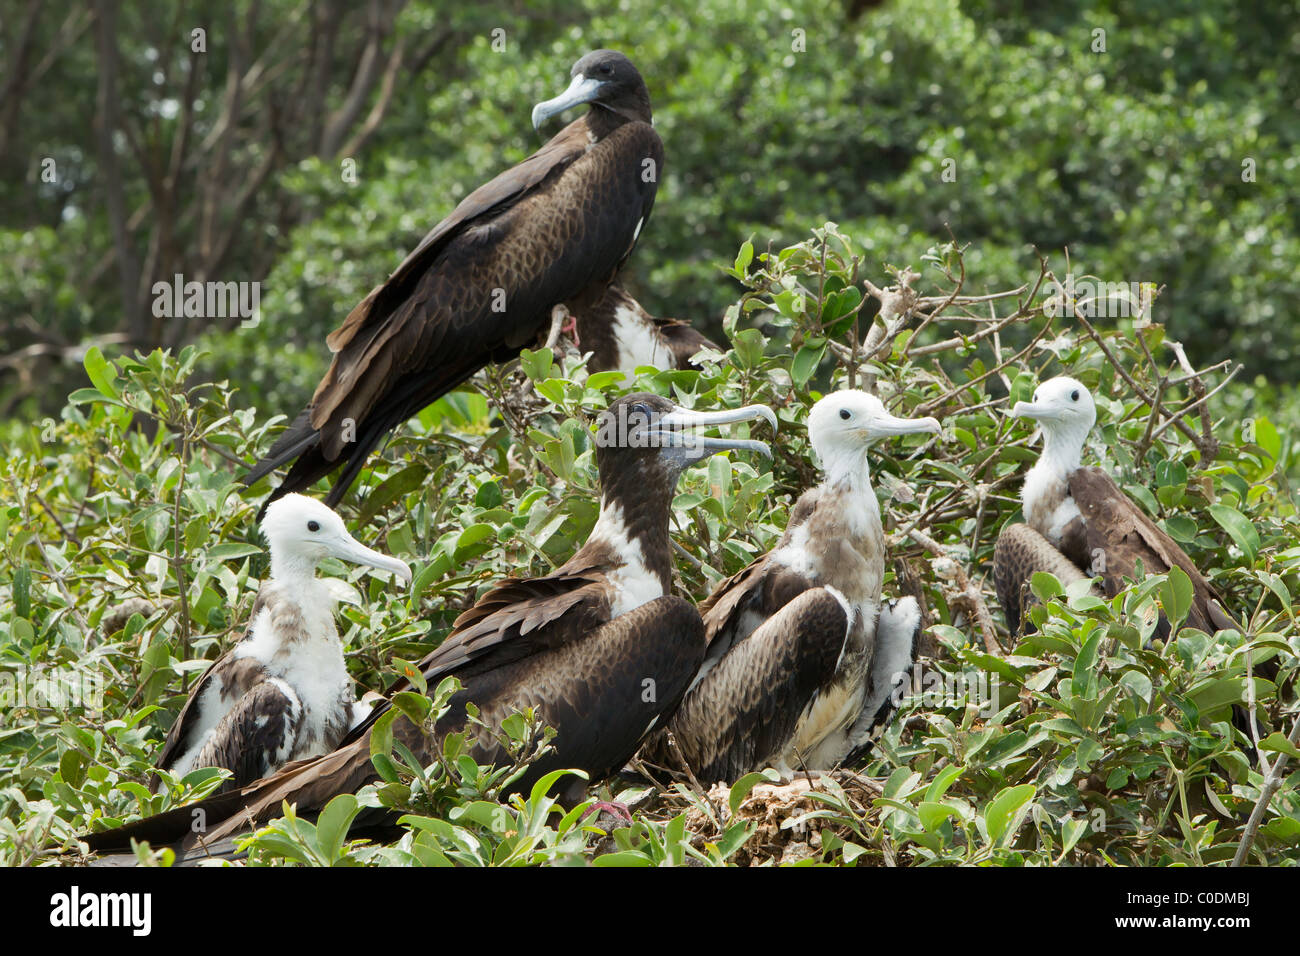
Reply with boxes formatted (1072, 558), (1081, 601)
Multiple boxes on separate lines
(1069, 467), (1232, 636)
(657, 588), (847, 784)
(246, 117), (663, 504)
(996, 466), (1234, 637)
(993, 523), (1094, 636)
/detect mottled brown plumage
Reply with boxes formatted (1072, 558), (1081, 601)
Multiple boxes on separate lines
(642, 391), (938, 782)
(149, 496), (409, 796)
(662, 588), (847, 783)
(994, 377), (1235, 640)
(1068, 466), (1232, 638)
(993, 522), (1093, 636)
(86, 395), (774, 855)
(149, 625), (346, 797)
(244, 51), (664, 507)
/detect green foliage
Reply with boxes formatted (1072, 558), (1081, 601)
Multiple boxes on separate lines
(2, 220), (1298, 866)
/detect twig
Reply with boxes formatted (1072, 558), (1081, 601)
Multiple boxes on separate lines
(905, 526), (1004, 655)
(33, 491), (81, 546)
(1232, 709), (1300, 866)
(1147, 363), (1242, 444)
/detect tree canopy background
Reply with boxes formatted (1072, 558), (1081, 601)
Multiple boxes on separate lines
(3, 0), (1299, 425)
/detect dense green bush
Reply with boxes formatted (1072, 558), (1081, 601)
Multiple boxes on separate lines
(2, 226), (1296, 865)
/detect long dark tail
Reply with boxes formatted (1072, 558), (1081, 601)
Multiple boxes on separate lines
(83, 735), (381, 856)
(241, 359), (487, 514)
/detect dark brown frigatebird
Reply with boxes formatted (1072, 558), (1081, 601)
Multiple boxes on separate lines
(642, 389), (940, 783)
(151, 495), (409, 794)
(85, 393), (775, 854)
(244, 51), (664, 507)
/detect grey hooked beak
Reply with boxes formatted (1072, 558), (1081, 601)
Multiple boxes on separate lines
(1011, 400), (1057, 422)
(660, 403), (778, 433)
(327, 533), (412, 586)
(867, 411), (942, 440)
(532, 73), (604, 129)
(655, 403), (777, 458)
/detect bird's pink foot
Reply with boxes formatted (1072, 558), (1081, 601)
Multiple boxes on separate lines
(562, 313), (580, 349)
(584, 799), (633, 827)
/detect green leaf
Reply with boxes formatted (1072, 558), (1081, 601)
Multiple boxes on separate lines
(593, 851), (653, 867)
(529, 768), (584, 806)
(1186, 677), (1262, 715)
(1159, 566), (1195, 629)
(83, 346), (120, 399)
(359, 464), (428, 524)
(391, 691), (432, 727)
(734, 240), (754, 276)
(12, 565), (30, 619)
(729, 769), (780, 815)
(454, 523), (497, 559)
(1258, 732), (1300, 760)
(369, 708), (397, 758)
(790, 342), (826, 388)
(206, 543), (262, 563)
(1030, 571), (1064, 603)
(1060, 816), (1089, 857)
(731, 328), (765, 369)
(519, 347), (555, 382)
(315, 793), (361, 861)
(1208, 505), (1260, 563)
(1253, 417), (1281, 462)
(984, 784), (1036, 846)
(918, 801), (961, 833)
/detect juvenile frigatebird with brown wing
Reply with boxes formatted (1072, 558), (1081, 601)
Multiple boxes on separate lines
(641, 390), (940, 784)
(86, 394), (775, 855)
(244, 51), (664, 507)
(993, 376), (1236, 638)
(151, 495), (409, 795)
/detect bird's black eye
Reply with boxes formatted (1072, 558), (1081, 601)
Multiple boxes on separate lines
(599, 63), (614, 76)
(307, 520), (320, 532)
(839, 408), (851, 420)
(1071, 390), (1080, 402)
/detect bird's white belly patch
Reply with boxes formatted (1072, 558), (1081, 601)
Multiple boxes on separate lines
(169, 675), (228, 777)
(265, 676), (304, 764)
(770, 525), (816, 578)
(232, 587), (351, 761)
(611, 303), (671, 376)
(1046, 498), (1082, 542)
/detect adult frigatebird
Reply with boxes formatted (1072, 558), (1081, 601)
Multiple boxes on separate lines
(642, 389), (940, 783)
(151, 495), (410, 794)
(993, 376), (1235, 637)
(85, 394), (775, 854)
(244, 50), (664, 507)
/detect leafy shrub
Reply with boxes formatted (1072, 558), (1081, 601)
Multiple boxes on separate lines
(2, 225), (1297, 865)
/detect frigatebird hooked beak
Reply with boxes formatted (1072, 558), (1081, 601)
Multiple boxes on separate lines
(642, 389), (940, 783)
(147, 495), (409, 797)
(994, 376), (1236, 639)
(243, 50), (662, 512)
(86, 395), (775, 857)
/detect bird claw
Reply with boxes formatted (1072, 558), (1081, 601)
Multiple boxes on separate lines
(561, 312), (580, 349)
(583, 799), (634, 827)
